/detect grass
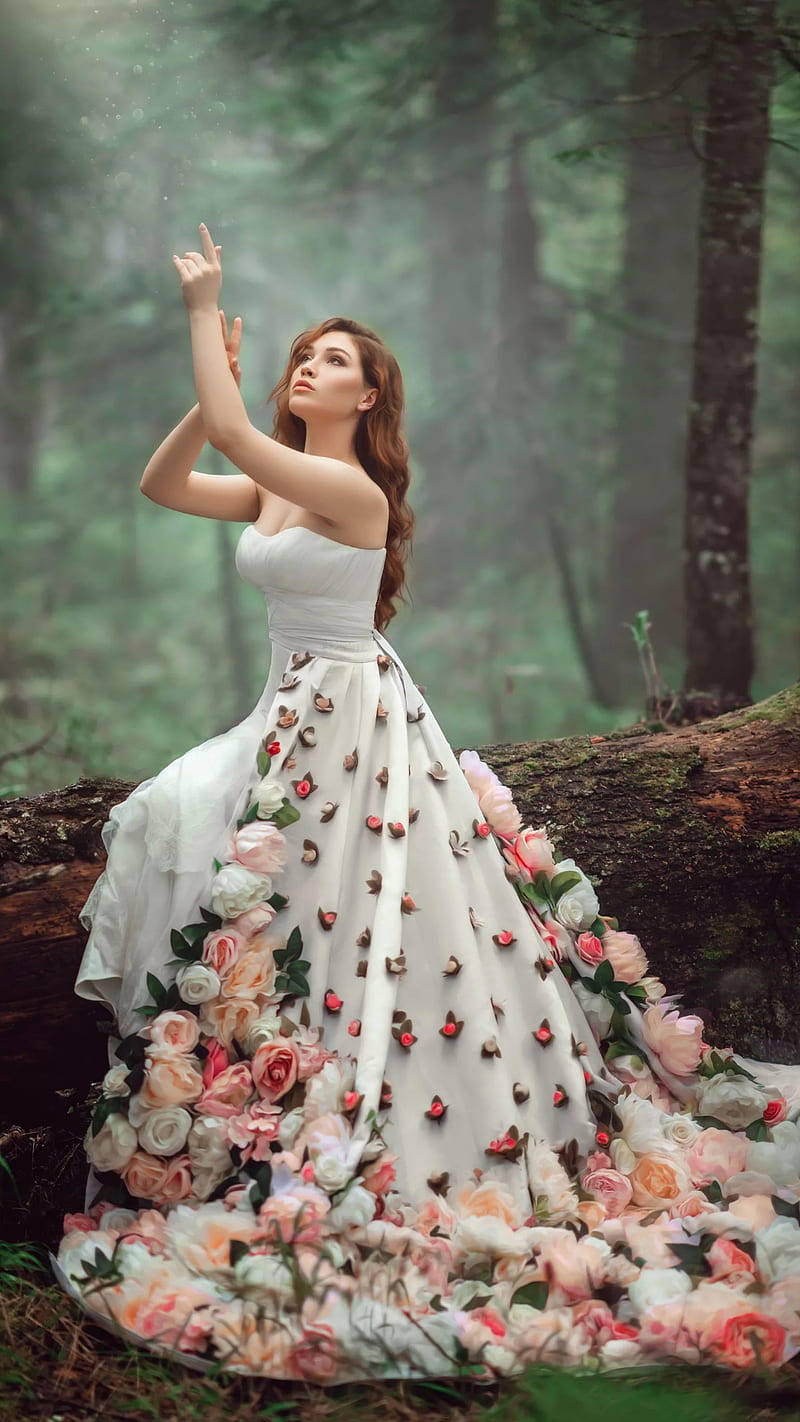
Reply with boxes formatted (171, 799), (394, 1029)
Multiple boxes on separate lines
(2, 1242), (800, 1421)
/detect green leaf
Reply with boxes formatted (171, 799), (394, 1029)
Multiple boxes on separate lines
(701, 1179), (723, 1204)
(146, 972), (166, 1006)
(550, 870), (582, 901)
(589, 917), (607, 937)
(511, 1280), (549, 1310)
(90, 1095), (128, 1137)
(745, 1117), (769, 1141)
(229, 1239), (250, 1267)
(668, 1244), (706, 1273)
(593, 959), (614, 989)
(770, 1195), (800, 1220)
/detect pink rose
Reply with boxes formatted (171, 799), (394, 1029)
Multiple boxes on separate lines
(122, 1150), (170, 1201)
(538, 915), (572, 962)
(576, 932), (605, 967)
(227, 821), (288, 875)
(197, 1061), (255, 1117)
(251, 1038), (300, 1102)
(360, 1150), (399, 1196)
(763, 1096), (788, 1125)
(580, 1165), (634, 1218)
(510, 826), (556, 878)
(143, 1009), (200, 1054)
(62, 1212), (97, 1234)
(709, 1309), (786, 1369)
(641, 1004), (705, 1075)
(602, 929), (648, 985)
(687, 1128), (748, 1186)
(706, 1236), (758, 1289)
(202, 930), (242, 977)
(201, 1038), (230, 1089)
(296, 1041), (334, 1081)
(226, 1101), (283, 1162)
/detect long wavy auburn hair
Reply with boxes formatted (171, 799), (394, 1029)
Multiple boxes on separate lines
(260, 317), (415, 634)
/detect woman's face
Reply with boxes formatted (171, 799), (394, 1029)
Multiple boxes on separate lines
(288, 331), (372, 418)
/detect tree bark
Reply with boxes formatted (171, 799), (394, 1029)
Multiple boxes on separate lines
(683, 0), (777, 700)
(1, 686), (798, 1126)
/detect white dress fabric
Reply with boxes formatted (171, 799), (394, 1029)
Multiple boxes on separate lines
(52, 523), (800, 1384)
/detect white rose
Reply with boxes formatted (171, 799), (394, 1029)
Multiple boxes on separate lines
(628, 1266), (692, 1315)
(102, 1064), (131, 1097)
(234, 1251), (296, 1300)
(244, 1010), (284, 1054)
(326, 1183), (377, 1229)
(311, 1150), (353, 1193)
(303, 1057), (356, 1118)
(723, 1170), (778, 1198)
(615, 1093), (675, 1157)
(695, 1074), (768, 1129)
(253, 778), (287, 815)
(755, 1217), (800, 1284)
(137, 1105), (193, 1156)
(278, 1106), (306, 1149)
(571, 980), (614, 1041)
(639, 977), (666, 1003)
(187, 1116), (233, 1171)
(552, 858), (600, 932)
(84, 1112), (138, 1172)
(610, 1138), (637, 1174)
(176, 961), (221, 1005)
(663, 1112), (702, 1148)
(210, 861), (274, 920)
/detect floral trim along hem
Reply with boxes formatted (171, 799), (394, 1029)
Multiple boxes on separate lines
(54, 675), (800, 1383)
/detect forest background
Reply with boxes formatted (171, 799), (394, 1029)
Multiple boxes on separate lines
(1, 0), (798, 796)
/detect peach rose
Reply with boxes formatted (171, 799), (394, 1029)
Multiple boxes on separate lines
(706, 1236), (758, 1289)
(144, 1009), (200, 1054)
(576, 1200), (607, 1230)
(219, 947), (275, 1001)
(197, 1061), (255, 1118)
(153, 1153), (194, 1204)
(641, 1004), (704, 1076)
(687, 1128), (748, 1186)
(251, 1038), (300, 1102)
(138, 1050), (204, 1110)
(581, 1165), (634, 1218)
(227, 821), (288, 875)
(602, 929), (648, 985)
(199, 996), (260, 1048)
(577, 932), (605, 968)
(202, 929), (243, 977)
(258, 1186), (331, 1245)
(671, 1189), (713, 1219)
(629, 1152), (690, 1209)
(122, 1149), (170, 1200)
(727, 1193), (777, 1231)
(455, 1178), (521, 1229)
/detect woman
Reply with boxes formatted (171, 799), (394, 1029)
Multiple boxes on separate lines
(53, 226), (800, 1383)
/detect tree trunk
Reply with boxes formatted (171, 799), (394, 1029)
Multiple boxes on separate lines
(683, 0), (777, 701)
(1, 684), (798, 1125)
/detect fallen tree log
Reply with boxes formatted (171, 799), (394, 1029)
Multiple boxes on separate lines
(1, 684), (798, 1126)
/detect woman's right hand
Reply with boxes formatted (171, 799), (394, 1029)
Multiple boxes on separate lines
(219, 309), (243, 387)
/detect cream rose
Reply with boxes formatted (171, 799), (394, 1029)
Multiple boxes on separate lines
(628, 1266), (692, 1315)
(210, 861), (274, 920)
(755, 1216), (800, 1284)
(137, 1105), (193, 1157)
(101, 1064), (131, 1098)
(552, 858), (600, 933)
(84, 1112), (138, 1172)
(175, 961), (221, 1005)
(187, 1116), (233, 1171)
(199, 996), (261, 1049)
(602, 929), (648, 985)
(244, 1009), (284, 1054)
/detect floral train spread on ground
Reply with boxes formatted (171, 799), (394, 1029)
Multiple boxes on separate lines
(53, 718), (800, 1384)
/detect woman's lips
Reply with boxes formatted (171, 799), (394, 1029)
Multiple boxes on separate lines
(294, 381), (313, 391)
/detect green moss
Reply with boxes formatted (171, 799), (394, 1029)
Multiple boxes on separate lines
(699, 682), (800, 734)
(756, 829), (800, 852)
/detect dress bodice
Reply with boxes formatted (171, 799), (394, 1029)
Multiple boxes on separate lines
(235, 523), (387, 652)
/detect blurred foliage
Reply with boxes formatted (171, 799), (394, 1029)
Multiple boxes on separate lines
(0, 0), (798, 796)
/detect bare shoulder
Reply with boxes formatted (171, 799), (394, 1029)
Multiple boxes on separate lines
(327, 472), (389, 547)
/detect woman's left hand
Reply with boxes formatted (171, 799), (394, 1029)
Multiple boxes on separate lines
(172, 223), (222, 312)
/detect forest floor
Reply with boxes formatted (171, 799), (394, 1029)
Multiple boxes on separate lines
(3, 1244), (800, 1422)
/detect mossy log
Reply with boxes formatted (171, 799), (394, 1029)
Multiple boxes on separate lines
(1, 684), (798, 1127)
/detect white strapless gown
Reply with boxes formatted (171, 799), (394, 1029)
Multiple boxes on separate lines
(51, 523), (800, 1384)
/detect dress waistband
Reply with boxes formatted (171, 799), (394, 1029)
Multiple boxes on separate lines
(267, 628), (424, 722)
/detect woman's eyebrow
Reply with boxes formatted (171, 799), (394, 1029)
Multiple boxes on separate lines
(299, 344), (351, 358)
